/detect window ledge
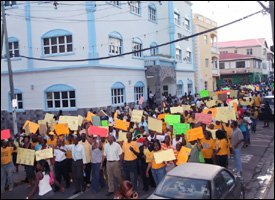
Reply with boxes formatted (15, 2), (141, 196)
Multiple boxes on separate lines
(45, 108), (78, 112)
(41, 52), (75, 58)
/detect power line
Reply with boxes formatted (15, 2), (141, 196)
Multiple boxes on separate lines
(16, 9), (264, 62)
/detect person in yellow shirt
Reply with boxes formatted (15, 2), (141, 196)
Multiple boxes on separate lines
(254, 94), (261, 108)
(122, 132), (140, 190)
(47, 132), (57, 148)
(215, 130), (229, 168)
(187, 113), (196, 124)
(200, 131), (215, 164)
(222, 122), (233, 156)
(146, 140), (166, 185)
(1, 140), (15, 193)
(214, 120), (223, 130)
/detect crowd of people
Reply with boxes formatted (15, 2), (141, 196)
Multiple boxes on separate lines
(1, 82), (274, 199)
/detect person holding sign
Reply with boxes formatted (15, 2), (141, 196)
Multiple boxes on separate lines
(146, 140), (166, 185)
(200, 131), (215, 164)
(215, 130), (229, 168)
(1, 140), (15, 193)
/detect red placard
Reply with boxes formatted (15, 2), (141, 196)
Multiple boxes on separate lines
(1, 129), (11, 140)
(88, 126), (108, 137)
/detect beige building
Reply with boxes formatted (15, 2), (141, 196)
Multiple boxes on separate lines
(193, 13), (219, 92)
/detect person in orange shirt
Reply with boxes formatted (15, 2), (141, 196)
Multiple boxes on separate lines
(200, 131), (215, 164)
(122, 132), (140, 190)
(47, 132), (57, 148)
(215, 130), (229, 168)
(146, 140), (166, 185)
(254, 94), (261, 108)
(214, 120), (223, 130)
(222, 122), (233, 156)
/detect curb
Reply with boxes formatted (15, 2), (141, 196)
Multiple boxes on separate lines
(259, 171), (274, 199)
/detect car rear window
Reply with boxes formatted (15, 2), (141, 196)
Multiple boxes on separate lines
(154, 175), (211, 199)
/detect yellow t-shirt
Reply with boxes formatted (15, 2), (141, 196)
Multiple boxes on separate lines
(64, 140), (72, 159)
(224, 125), (233, 139)
(143, 148), (151, 163)
(148, 151), (166, 169)
(215, 139), (228, 156)
(47, 138), (57, 148)
(255, 96), (261, 107)
(214, 124), (223, 130)
(200, 138), (215, 159)
(1, 147), (13, 165)
(122, 141), (140, 161)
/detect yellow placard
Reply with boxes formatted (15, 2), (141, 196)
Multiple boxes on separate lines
(154, 149), (176, 164)
(176, 146), (191, 165)
(202, 108), (217, 117)
(148, 117), (162, 133)
(206, 100), (217, 108)
(117, 131), (128, 142)
(44, 113), (55, 123)
(186, 127), (204, 142)
(170, 106), (184, 114)
(54, 123), (70, 135)
(182, 105), (191, 111)
(114, 119), (130, 131)
(16, 148), (35, 166)
(58, 116), (78, 131)
(131, 110), (144, 123)
(86, 111), (96, 122)
(78, 115), (84, 126)
(215, 107), (237, 122)
(38, 120), (47, 125)
(35, 148), (53, 161)
(23, 120), (39, 134)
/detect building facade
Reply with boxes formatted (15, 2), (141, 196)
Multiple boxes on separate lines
(1, 1), (195, 131)
(193, 13), (219, 92)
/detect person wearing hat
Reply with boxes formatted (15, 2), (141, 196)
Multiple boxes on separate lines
(1, 139), (15, 193)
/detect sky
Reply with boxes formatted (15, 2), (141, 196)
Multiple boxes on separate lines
(191, 1), (273, 47)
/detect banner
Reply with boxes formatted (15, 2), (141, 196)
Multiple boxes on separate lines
(1, 129), (11, 140)
(23, 120), (39, 134)
(186, 127), (204, 142)
(92, 116), (101, 126)
(114, 119), (130, 131)
(35, 148), (53, 161)
(39, 124), (47, 135)
(176, 146), (191, 165)
(154, 149), (176, 164)
(44, 113), (55, 123)
(117, 131), (128, 142)
(148, 117), (162, 133)
(16, 148), (35, 166)
(88, 126), (109, 137)
(173, 123), (190, 135)
(54, 124), (70, 135)
(195, 113), (212, 124)
(131, 110), (143, 123)
(215, 107), (236, 122)
(200, 90), (209, 98)
(170, 107), (184, 114)
(165, 115), (181, 126)
(206, 100), (216, 108)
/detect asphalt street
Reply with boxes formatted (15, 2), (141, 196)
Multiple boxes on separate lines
(1, 120), (274, 199)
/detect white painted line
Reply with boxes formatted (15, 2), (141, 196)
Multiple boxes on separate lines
(67, 191), (84, 199)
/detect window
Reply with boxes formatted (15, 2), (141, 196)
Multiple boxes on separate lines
(176, 47), (182, 61)
(219, 62), (225, 69)
(177, 33), (182, 39)
(108, 1), (120, 6)
(129, 1), (141, 15)
(246, 48), (253, 55)
(42, 30), (73, 55)
(204, 81), (208, 90)
(205, 58), (209, 68)
(174, 12), (180, 26)
(148, 4), (157, 22)
(188, 81), (193, 94)
(8, 38), (19, 58)
(150, 42), (158, 56)
(45, 84), (76, 109)
(212, 58), (218, 69)
(184, 18), (190, 30)
(236, 61), (245, 68)
(163, 85), (168, 96)
(132, 38), (142, 57)
(111, 82), (125, 105)
(134, 81), (144, 104)
(234, 49), (238, 53)
(4, 1), (16, 6)
(186, 50), (191, 62)
(220, 51), (228, 54)
(177, 81), (183, 96)
(109, 32), (123, 55)
(220, 170), (235, 190)
(9, 90), (23, 110)
(204, 35), (208, 45)
(214, 173), (228, 198)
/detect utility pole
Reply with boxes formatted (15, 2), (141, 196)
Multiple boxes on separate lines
(1, 1), (18, 135)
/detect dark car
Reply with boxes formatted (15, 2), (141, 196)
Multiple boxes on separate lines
(148, 163), (244, 199)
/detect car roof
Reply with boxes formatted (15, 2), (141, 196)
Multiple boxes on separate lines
(167, 163), (223, 180)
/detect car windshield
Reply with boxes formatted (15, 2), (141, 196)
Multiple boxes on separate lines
(154, 175), (211, 199)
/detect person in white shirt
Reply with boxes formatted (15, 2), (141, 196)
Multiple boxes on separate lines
(53, 139), (70, 189)
(65, 135), (86, 194)
(101, 135), (123, 196)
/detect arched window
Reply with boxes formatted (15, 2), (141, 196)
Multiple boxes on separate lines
(129, 1), (141, 15)
(150, 42), (158, 56)
(148, 3), (157, 22)
(109, 31), (123, 55)
(134, 81), (145, 104)
(177, 80), (183, 96)
(111, 82), (125, 105)
(132, 37), (142, 57)
(42, 29), (73, 55)
(8, 37), (19, 58)
(45, 84), (76, 109)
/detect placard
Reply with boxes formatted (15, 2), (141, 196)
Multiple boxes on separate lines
(186, 127), (204, 142)
(215, 107), (237, 122)
(202, 108), (217, 117)
(148, 117), (162, 133)
(101, 120), (109, 127)
(39, 124), (47, 135)
(16, 148), (35, 166)
(86, 111), (96, 122)
(200, 90), (209, 98)
(170, 107), (184, 114)
(157, 114), (166, 120)
(92, 116), (101, 126)
(165, 115), (181, 126)
(195, 113), (212, 124)
(1, 129), (11, 140)
(206, 100), (216, 108)
(23, 120), (39, 134)
(44, 113), (55, 123)
(88, 126), (108, 137)
(114, 119), (130, 131)
(117, 131), (128, 142)
(154, 149), (176, 164)
(54, 124), (70, 135)
(173, 123), (190, 135)
(35, 148), (53, 161)
(176, 146), (191, 165)
(230, 90), (238, 98)
(131, 110), (143, 123)
(59, 116), (79, 131)
(78, 115), (84, 126)
(182, 105), (192, 111)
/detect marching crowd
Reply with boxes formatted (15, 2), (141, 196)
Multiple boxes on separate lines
(1, 82), (274, 199)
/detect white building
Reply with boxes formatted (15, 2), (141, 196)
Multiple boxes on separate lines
(1, 1), (195, 130)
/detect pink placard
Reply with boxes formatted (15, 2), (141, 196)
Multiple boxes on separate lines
(88, 126), (108, 138)
(1, 129), (11, 140)
(195, 113), (212, 124)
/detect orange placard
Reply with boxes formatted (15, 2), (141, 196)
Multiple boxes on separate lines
(86, 111), (96, 122)
(176, 146), (191, 166)
(114, 119), (130, 131)
(186, 127), (204, 142)
(23, 120), (39, 134)
(54, 124), (70, 135)
(202, 108), (217, 117)
(158, 114), (166, 120)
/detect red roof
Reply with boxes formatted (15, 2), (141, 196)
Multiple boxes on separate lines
(216, 38), (266, 48)
(219, 53), (257, 61)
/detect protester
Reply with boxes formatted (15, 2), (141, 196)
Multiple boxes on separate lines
(215, 130), (229, 168)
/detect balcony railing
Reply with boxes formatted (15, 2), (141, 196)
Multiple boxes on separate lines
(144, 55), (176, 67)
(212, 68), (220, 76)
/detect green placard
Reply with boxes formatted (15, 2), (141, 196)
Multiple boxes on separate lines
(174, 123), (190, 135)
(165, 115), (180, 126)
(200, 90), (209, 98)
(223, 87), (230, 90)
(101, 120), (108, 127)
